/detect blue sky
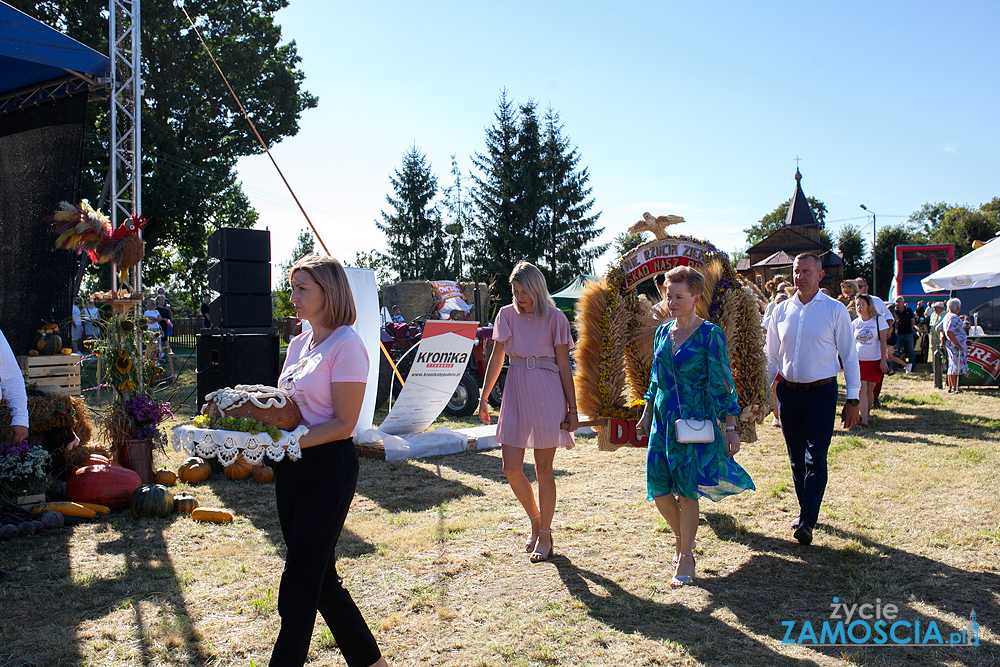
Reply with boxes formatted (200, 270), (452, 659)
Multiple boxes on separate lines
(234, 1), (1000, 286)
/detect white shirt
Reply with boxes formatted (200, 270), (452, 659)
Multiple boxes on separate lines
(869, 295), (893, 324)
(144, 309), (161, 332)
(766, 290), (861, 400)
(0, 329), (28, 427)
(852, 316), (885, 362)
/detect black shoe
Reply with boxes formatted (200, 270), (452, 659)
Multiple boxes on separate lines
(794, 522), (813, 545)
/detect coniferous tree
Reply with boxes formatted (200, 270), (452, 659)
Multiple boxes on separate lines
(377, 146), (448, 280)
(442, 155), (468, 279)
(539, 107), (606, 287)
(469, 92), (606, 299)
(469, 90), (521, 293)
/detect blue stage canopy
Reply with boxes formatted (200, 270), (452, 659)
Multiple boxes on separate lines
(0, 1), (109, 109)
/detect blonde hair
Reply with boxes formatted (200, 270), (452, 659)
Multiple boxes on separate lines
(840, 279), (859, 297)
(664, 265), (705, 295)
(290, 255), (356, 329)
(509, 261), (554, 317)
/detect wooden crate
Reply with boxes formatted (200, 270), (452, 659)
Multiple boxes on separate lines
(17, 354), (82, 396)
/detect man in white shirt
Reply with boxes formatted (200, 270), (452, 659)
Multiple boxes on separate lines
(767, 254), (861, 545)
(0, 329), (28, 443)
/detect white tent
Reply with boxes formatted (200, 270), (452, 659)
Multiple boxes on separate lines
(922, 238), (1000, 292)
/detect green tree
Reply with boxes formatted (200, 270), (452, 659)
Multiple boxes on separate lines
(744, 197), (830, 249)
(538, 106), (607, 287)
(613, 231), (646, 258)
(836, 223), (869, 287)
(907, 201), (951, 242)
(469, 92), (606, 300)
(348, 249), (396, 288)
(929, 206), (1000, 257)
(11, 0), (317, 294)
(376, 146), (448, 280)
(272, 229), (316, 318)
(441, 155), (468, 279)
(468, 90), (523, 297)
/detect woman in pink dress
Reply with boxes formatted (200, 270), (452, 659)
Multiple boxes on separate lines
(479, 261), (579, 563)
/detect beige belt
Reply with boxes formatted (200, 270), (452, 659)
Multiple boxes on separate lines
(508, 356), (559, 372)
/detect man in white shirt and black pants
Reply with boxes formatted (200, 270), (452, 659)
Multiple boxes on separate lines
(767, 254), (861, 545)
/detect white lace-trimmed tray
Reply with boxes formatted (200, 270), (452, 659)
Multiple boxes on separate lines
(172, 424), (309, 466)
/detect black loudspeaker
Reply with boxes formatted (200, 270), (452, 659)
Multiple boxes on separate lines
(196, 331), (281, 407)
(207, 228), (270, 262)
(208, 260), (270, 294)
(209, 294), (272, 328)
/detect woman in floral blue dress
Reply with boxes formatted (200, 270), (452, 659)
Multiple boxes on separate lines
(637, 266), (755, 588)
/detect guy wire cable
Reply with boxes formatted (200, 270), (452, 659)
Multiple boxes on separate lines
(178, 3), (331, 256)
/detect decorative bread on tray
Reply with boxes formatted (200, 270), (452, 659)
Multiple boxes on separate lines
(201, 385), (301, 431)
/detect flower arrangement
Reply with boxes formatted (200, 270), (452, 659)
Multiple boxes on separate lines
(90, 311), (171, 453)
(0, 439), (51, 498)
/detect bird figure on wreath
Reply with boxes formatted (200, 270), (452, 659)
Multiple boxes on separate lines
(50, 200), (147, 290)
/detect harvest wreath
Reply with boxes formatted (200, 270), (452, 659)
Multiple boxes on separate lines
(574, 213), (771, 450)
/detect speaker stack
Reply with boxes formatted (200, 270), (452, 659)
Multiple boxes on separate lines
(197, 228), (280, 408)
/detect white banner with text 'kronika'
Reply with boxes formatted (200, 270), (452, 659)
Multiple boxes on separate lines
(380, 321), (477, 435)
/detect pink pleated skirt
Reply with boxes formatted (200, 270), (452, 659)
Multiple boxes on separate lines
(496, 366), (575, 449)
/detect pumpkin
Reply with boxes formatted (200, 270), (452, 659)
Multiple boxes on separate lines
(60, 348), (73, 355)
(67, 464), (142, 510)
(224, 455), (253, 480)
(153, 468), (177, 486)
(191, 507), (233, 524)
(75, 453), (115, 469)
(251, 465), (274, 484)
(173, 494), (199, 514)
(33, 330), (63, 355)
(178, 457), (211, 484)
(130, 484), (175, 519)
(28, 349), (39, 357)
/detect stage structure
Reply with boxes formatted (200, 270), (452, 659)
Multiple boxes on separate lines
(0, 2), (111, 355)
(107, 0), (144, 298)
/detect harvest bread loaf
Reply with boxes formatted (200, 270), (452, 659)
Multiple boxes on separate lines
(202, 385), (302, 430)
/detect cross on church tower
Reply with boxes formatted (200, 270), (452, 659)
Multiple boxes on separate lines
(794, 156), (802, 169)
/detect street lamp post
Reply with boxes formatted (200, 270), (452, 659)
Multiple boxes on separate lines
(860, 204), (876, 297)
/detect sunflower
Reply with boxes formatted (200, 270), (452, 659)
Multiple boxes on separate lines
(115, 351), (132, 374)
(120, 320), (135, 332)
(117, 380), (136, 392)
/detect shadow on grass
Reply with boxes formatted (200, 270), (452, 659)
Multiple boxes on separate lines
(355, 456), (487, 513)
(858, 402), (1000, 445)
(552, 554), (813, 666)
(435, 448), (574, 485)
(206, 475), (376, 559)
(700, 514), (999, 666)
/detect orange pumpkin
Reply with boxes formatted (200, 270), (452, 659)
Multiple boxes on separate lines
(251, 465), (274, 484)
(178, 457), (211, 484)
(153, 468), (177, 486)
(224, 455), (253, 480)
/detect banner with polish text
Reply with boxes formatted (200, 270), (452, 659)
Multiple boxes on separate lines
(380, 321), (478, 434)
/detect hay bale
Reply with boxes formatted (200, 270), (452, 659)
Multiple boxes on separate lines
(381, 280), (491, 324)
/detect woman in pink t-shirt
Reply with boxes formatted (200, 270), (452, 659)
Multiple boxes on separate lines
(479, 261), (579, 563)
(272, 255), (389, 667)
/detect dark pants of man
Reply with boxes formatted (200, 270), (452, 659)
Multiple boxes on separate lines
(893, 332), (915, 369)
(777, 381), (837, 528)
(270, 439), (382, 667)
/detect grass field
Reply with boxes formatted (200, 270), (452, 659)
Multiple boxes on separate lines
(1, 368), (998, 666)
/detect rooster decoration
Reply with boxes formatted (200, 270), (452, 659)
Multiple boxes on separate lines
(51, 200), (146, 288)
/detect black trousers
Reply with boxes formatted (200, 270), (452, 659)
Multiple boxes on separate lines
(269, 439), (381, 667)
(776, 380), (837, 528)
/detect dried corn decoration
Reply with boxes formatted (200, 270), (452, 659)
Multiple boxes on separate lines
(574, 213), (772, 449)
